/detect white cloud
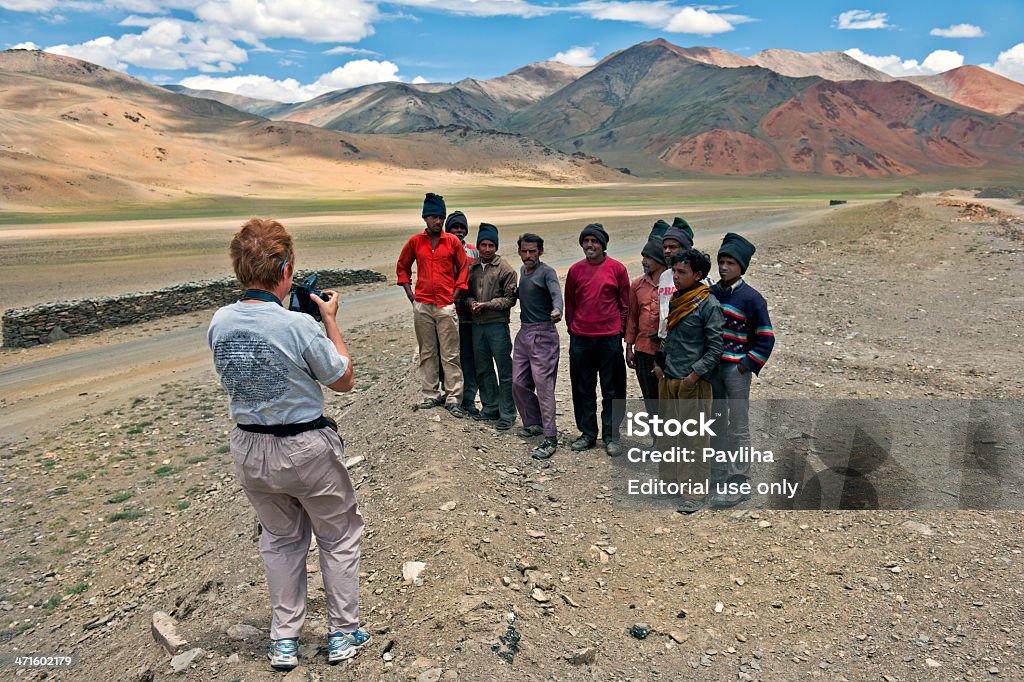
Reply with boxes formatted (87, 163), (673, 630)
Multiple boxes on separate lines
(982, 43), (1024, 83)
(572, 1), (750, 34)
(845, 47), (964, 76)
(835, 9), (892, 30)
(389, 0), (550, 18)
(664, 6), (734, 33)
(551, 45), (597, 67)
(324, 45), (379, 56)
(412, 75), (427, 84)
(193, 0), (380, 43)
(10, 41), (41, 49)
(929, 24), (985, 39)
(46, 19), (249, 72)
(0, 0), (58, 10)
(179, 59), (401, 101)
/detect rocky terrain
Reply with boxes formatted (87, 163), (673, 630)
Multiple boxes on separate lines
(1, 195), (1022, 680)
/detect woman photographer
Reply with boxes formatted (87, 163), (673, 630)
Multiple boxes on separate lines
(208, 217), (369, 670)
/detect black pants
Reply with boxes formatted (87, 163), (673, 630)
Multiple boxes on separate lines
(569, 334), (627, 442)
(459, 322), (478, 410)
(634, 350), (660, 417)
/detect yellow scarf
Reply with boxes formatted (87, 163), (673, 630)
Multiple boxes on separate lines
(667, 283), (710, 331)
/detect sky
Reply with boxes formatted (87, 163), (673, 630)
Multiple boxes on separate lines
(2, 1), (1022, 103)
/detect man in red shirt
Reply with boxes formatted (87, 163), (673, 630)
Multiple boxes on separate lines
(396, 193), (470, 417)
(564, 223), (630, 456)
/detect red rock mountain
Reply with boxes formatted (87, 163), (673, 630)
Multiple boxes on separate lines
(904, 65), (1024, 116)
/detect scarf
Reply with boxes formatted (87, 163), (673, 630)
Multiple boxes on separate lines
(666, 283), (710, 331)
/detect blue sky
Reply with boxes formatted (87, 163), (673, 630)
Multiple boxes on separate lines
(2, 1), (1022, 102)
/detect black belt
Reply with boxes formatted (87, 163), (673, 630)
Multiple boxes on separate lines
(236, 415), (330, 437)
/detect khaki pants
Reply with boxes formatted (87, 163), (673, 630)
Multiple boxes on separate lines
(413, 301), (463, 403)
(231, 427), (363, 639)
(657, 377), (713, 501)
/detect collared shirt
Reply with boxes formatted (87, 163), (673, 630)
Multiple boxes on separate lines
(396, 231), (470, 307)
(625, 272), (661, 355)
(717, 276), (744, 294)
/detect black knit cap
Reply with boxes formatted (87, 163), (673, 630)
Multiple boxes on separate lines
(662, 227), (693, 250)
(445, 210), (468, 231)
(642, 238), (667, 267)
(672, 216), (694, 241)
(648, 219), (670, 242)
(579, 223), (609, 249)
(718, 232), (756, 274)
(477, 222), (499, 248)
(422, 192), (446, 218)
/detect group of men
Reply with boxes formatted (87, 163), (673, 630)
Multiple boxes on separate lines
(207, 195), (777, 671)
(398, 193), (775, 484)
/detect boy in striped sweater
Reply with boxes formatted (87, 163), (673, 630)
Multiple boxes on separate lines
(709, 233), (775, 508)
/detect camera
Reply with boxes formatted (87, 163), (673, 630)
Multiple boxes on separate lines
(289, 274), (326, 321)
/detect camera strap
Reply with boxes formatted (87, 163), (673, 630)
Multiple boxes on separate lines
(241, 289), (283, 306)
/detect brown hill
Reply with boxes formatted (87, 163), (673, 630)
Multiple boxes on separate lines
(903, 65), (1024, 116)
(0, 50), (619, 209)
(163, 84), (292, 118)
(273, 61), (586, 134)
(752, 48), (894, 82)
(507, 40), (1024, 176)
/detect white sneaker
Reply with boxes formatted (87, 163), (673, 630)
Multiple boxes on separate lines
(267, 637), (298, 670)
(327, 627), (372, 664)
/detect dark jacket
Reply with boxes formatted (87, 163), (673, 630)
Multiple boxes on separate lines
(656, 295), (724, 380)
(467, 254), (518, 324)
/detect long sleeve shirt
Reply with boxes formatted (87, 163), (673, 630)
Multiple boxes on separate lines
(710, 278), (775, 374)
(396, 231), (469, 307)
(564, 256), (630, 337)
(519, 262), (563, 324)
(467, 254), (518, 324)
(655, 295), (724, 380)
(454, 241), (479, 321)
(625, 273), (661, 355)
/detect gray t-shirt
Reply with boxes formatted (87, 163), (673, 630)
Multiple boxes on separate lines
(519, 262), (564, 324)
(208, 302), (348, 425)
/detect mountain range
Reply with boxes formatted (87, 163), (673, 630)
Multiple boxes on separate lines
(2, 38), (1024, 211)
(167, 39), (1024, 177)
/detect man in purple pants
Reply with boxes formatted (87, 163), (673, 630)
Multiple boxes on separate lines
(511, 233), (563, 460)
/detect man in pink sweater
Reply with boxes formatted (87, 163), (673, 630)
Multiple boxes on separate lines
(564, 223), (630, 456)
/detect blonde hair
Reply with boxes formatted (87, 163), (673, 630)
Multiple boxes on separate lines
(229, 217), (293, 289)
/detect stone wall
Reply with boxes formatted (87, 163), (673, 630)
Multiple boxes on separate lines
(2, 269), (385, 348)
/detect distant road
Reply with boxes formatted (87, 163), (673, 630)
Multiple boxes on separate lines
(0, 204), (839, 444)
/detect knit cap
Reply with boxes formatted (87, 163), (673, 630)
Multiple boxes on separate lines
(662, 227), (693, 250)
(445, 210), (468, 231)
(672, 216), (694, 241)
(648, 219), (670, 242)
(718, 232), (756, 274)
(641, 238), (667, 267)
(579, 223), (609, 249)
(477, 222), (499, 248)
(422, 192), (446, 218)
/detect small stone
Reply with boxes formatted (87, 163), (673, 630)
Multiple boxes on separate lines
(440, 501), (457, 512)
(226, 623), (261, 641)
(152, 611), (188, 655)
(568, 647), (597, 665)
(902, 521), (934, 536)
(283, 667), (305, 682)
(714, 602), (724, 613)
(344, 455), (365, 468)
(402, 561), (426, 582)
(736, 634), (747, 643)
(527, 530), (546, 538)
(669, 631), (687, 644)
(170, 648), (204, 674)
(628, 623), (652, 639)
(383, 652), (395, 662)
(417, 667), (443, 682)
(757, 520), (771, 529)
(925, 658), (942, 669)
(531, 588), (551, 603)
(890, 566), (902, 574)
(226, 653), (239, 664)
